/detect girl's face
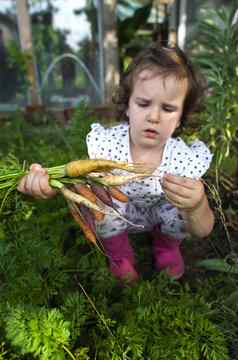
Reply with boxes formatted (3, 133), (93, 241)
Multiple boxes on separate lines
(127, 69), (188, 152)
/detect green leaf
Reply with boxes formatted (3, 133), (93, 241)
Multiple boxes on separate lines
(197, 258), (238, 274)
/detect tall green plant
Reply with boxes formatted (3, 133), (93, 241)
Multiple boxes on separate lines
(189, 3), (238, 179)
(188, 3), (238, 290)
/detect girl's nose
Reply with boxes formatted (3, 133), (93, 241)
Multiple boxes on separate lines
(148, 108), (160, 123)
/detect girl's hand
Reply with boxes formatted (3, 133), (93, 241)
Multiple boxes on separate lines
(17, 163), (57, 199)
(162, 173), (214, 238)
(161, 174), (205, 212)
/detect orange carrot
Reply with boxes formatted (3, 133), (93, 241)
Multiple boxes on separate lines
(74, 184), (105, 221)
(74, 184), (97, 202)
(69, 204), (97, 244)
(109, 187), (128, 202)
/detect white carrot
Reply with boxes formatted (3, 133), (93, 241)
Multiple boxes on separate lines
(61, 187), (143, 229)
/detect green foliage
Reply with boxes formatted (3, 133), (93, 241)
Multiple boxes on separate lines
(5, 305), (70, 360)
(187, 9), (238, 345)
(0, 105), (234, 359)
(61, 292), (90, 343)
(2, 271), (224, 360)
(91, 276), (229, 360)
(197, 258), (238, 274)
(189, 3), (238, 176)
(195, 274), (238, 359)
(6, 41), (28, 79)
(118, 1), (153, 65)
(0, 106), (97, 305)
(0, 341), (20, 360)
(0, 103), (93, 165)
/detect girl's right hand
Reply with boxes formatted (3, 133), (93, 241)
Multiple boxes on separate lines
(17, 163), (57, 199)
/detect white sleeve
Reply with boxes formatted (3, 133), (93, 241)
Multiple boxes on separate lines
(86, 123), (110, 159)
(168, 138), (213, 179)
(86, 122), (129, 161)
(188, 140), (213, 177)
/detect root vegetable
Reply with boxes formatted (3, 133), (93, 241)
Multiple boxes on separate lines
(78, 204), (96, 234)
(73, 184), (104, 221)
(69, 203), (97, 244)
(109, 187), (128, 202)
(61, 187), (104, 213)
(65, 159), (152, 177)
(89, 173), (149, 186)
(61, 186), (143, 229)
(90, 184), (114, 207)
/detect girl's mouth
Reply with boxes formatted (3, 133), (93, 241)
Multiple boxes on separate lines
(144, 129), (159, 139)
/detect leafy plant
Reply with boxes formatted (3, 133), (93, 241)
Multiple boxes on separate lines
(189, 3), (238, 179)
(118, 0), (153, 66)
(187, 4), (238, 280)
(5, 305), (71, 360)
(60, 291), (90, 343)
(198, 258), (238, 274)
(91, 276), (229, 360)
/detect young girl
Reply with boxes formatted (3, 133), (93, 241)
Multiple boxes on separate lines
(18, 43), (214, 283)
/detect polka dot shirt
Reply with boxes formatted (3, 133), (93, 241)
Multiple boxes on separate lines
(86, 123), (213, 239)
(86, 122), (213, 208)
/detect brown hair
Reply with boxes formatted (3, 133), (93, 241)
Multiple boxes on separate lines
(112, 43), (206, 128)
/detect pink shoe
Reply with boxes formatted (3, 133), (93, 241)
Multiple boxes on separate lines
(102, 231), (139, 283)
(110, 258), (139, 283)
(152, 226), (184, 279)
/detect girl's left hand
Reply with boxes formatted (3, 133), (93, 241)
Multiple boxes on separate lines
(161, 173), (205, 212)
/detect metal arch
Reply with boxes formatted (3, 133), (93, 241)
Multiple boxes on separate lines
(40, 52), (102, 101)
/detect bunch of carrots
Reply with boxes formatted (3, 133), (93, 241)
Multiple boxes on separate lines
(0, 158), (152, 247)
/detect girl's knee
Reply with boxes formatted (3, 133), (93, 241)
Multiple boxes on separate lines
(96, 215), (128, 238)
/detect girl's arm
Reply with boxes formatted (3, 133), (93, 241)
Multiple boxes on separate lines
(180, 193), (214, 238)
(162, 174), (214, 238)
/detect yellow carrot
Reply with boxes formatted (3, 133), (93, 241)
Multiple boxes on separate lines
(65, 159), (152, 177)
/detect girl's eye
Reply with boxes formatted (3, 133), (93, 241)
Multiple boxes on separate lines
(162, 105), (175, 112)
(137, 102), (149, 108)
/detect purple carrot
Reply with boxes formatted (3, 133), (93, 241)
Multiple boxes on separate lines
(90, 184), (114, 207)
(78, 204), (96, 234)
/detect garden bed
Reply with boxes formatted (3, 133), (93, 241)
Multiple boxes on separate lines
(0, 108), (237, 359)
